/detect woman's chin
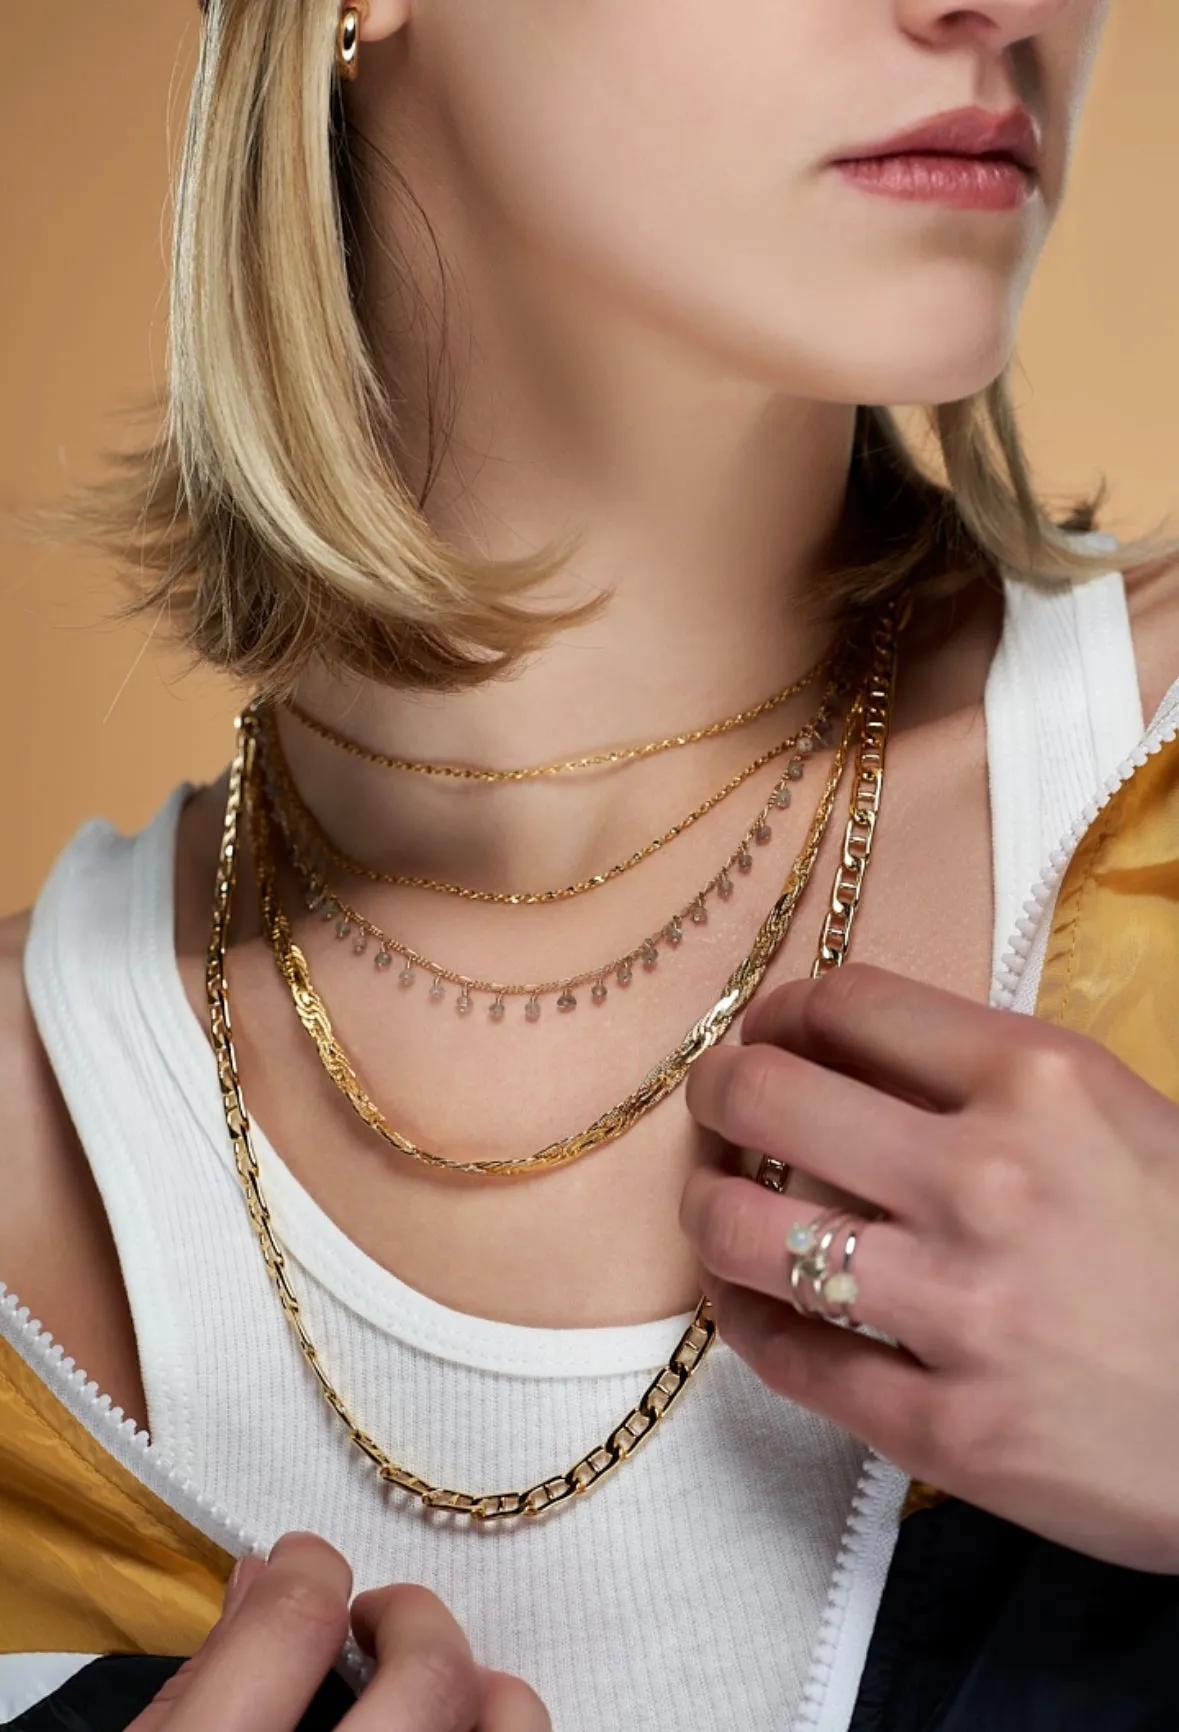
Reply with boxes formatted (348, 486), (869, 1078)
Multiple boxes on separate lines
(800, 328), (1017, 409)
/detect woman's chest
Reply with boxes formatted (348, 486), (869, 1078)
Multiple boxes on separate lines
(762, 696), (995, 1006)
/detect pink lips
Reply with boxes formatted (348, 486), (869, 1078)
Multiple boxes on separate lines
(830, 104), (1041, 210)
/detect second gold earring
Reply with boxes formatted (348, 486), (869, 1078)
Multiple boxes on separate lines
(336, 6), (364, 81)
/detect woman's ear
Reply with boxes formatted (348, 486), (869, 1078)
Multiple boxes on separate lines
(357, 0), (411, 45)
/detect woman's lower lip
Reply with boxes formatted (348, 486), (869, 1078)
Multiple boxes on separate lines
(833, 152), (1036, 211)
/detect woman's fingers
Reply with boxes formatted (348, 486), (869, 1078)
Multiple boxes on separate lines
(133, 1532), (352, 1732)
(347, 1586), (552, 1730)
(345, 1584), (484, 1730)
(741, 965), (1006, 1111)
(686, 1038), (937, 1221)
(681, 1168), (963, 1362)
(707, 1275), (938, 1474)
(221, 1554), (268, 1619)
(480, 1671), (553, 1732)
(123, 1558), (264, 1730)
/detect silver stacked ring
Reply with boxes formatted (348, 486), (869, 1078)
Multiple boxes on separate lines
(784, 1207), (869, 1329)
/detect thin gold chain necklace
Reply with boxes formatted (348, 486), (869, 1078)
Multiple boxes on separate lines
(246, 689), (857, 1177)
(256, 696), (839, 1022)
(258, 675), (846, 907)
(206, 604), (901, 1521)
(282, 644), (835, 782)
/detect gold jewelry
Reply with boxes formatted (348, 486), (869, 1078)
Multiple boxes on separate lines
(258, 682), (845, 907)
(206, 604), (901, 1520)
(247, 690), (858, 1174)
(282, 647), (838, 781)
(751, 601), (905, 1191)
(259, 705), (839, 1021)
(335, 6), (364, 81)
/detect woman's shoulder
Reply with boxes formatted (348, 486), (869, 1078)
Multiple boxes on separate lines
(0, 907), (147, 1427)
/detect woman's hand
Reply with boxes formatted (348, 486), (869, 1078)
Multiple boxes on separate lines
(681, 963), (1179, 1573)
(130, 1531), (550, 1731)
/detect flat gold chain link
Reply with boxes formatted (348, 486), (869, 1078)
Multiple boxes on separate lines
(205, 604), (901, 1521)
(812, 615), (900, 976)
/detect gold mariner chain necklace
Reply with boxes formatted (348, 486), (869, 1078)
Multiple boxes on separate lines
(206, 602), (903, 1522)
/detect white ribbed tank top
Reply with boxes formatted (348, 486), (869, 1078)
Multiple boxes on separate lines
(21, 562), (1145, 1732)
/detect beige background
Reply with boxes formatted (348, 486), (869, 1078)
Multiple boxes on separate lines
(2, 2), (1177, 915)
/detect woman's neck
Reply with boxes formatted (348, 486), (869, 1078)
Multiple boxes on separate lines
(289, 100), (866, 889)
(283, 494), (855, 895)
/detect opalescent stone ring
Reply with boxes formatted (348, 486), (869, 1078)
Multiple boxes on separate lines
(785, 1208), (868, 1328)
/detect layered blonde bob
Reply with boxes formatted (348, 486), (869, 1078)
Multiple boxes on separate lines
(47, 0), (1178, 696)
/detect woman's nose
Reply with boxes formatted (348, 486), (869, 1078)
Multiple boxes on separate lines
(894, 0), (1074, 53)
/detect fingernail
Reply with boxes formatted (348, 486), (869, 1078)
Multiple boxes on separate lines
(222, 1554), (262, 1622)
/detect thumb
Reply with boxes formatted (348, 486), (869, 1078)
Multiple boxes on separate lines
(125, 1555), (267, 1729)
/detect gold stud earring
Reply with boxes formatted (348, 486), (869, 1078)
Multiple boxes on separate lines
(335, 6), (364, 81)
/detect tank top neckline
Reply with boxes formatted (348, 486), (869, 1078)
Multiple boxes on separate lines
(134, 780), (708, 1378)
(33, 557), (1147, 1381)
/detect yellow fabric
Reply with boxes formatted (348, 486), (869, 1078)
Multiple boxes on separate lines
(0, 1335), (232, 1654)
(0, 732), (1176, 1650)
(1034, 732), (1179, 1099)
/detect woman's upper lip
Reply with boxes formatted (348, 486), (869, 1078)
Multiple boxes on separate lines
(831, 104), (1041, 174)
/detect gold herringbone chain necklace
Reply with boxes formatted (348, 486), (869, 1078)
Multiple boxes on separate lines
(205, 604), (901, 1521)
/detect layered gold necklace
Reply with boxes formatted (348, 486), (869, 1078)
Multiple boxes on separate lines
(205, 603), (903, 1521)
(254, 681), (843, 1024)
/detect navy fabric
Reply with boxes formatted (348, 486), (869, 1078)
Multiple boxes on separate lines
(849, 1498), (1179, 1732)
(2, 1654), (357, 1731)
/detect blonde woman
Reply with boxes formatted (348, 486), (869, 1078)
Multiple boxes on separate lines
(3, 1), (1179, 1728)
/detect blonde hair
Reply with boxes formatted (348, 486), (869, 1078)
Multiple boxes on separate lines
(35, 0), (1178, 696)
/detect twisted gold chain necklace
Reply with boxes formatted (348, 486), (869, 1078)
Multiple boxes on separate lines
(282, 645), (835, 781)
(206, 604), (902, 1520)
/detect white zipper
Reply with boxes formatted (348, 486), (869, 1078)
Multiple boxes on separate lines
(791, 1449), (909, 1732)
(0, 1283), (259, 1558)
(0, 1284), (373, 1691)
(795, 679), (1179, 1732)
(6, 684), (1179, 1724)
(991, 692), (1179, 1012)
